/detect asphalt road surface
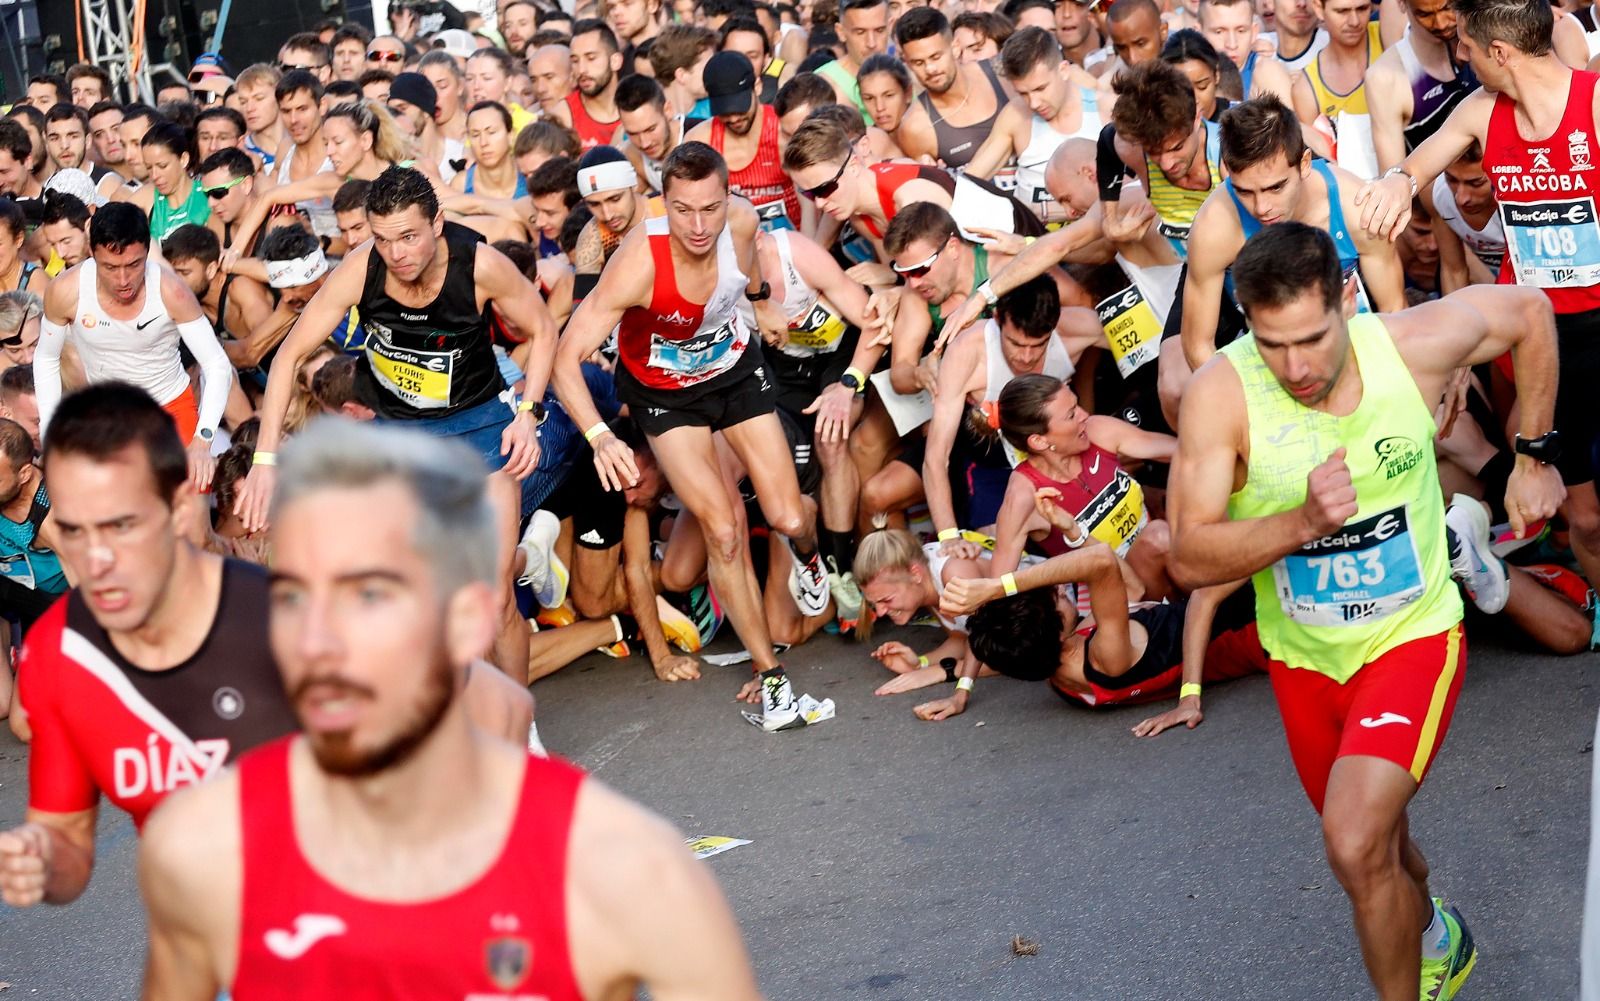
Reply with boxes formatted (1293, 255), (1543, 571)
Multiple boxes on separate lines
(1, 622), (1595, 1000)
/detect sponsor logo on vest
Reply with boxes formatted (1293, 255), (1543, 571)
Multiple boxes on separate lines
(263, 914), (348, 960)
(1572, 128), (1593, 170)
(1495, 173), (1590, 195)
(1422, 84), (1445, 101)
(1532, 147), (1555, 172)
(1503, 200), (1594, 226)
(1490, 164), (1523, 175)
(213, 686), (244, 720)
(112, 735), (230, 799)
(657, 310), (696, 326)
(1374, 435), (1424, 480)
(398, 311), (430, 322)
(485, 935), (534, 991)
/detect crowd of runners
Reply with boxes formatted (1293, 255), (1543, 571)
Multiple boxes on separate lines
(0, 0), (1594, 993)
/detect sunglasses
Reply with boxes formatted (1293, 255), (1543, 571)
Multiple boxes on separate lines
(0, 308), (37, 349)
(800, 156), (850, 200)
(367, 50), (404, 63)
(280, 61), (328, 72)
(204, 176), (247, 199)
(891, 243), (943, 279)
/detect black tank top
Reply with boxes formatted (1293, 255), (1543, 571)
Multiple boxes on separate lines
(918, 60), (1009, 169)
(355, 222), (497, 420)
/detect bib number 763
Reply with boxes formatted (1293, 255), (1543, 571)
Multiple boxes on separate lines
(1304, 549), (1386, 591)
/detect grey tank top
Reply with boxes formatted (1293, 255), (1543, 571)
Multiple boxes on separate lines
(918, 60), (1009, 169)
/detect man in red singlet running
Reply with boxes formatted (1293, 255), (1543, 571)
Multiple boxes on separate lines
(0, 385), (297, 908)
(554, 20), (626, 149)
(136, 420), (763, 1000)
(551, 142), (833, 729)
(688, 51), (806, 233)
(1357, 0), (1597, 584)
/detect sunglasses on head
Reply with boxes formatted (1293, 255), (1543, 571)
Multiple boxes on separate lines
(0, 307), (38, 349)
(800, 156), (850, 200)
(891, 243), (944, 279)
(204, 175), (247, 199)
(368, 49), (404, 63)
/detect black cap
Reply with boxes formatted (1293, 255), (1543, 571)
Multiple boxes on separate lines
(388, 72), (438, 118)
(704, 51), (757, 117)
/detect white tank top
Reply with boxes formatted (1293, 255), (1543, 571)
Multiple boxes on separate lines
(923, 543), (969, 633)
(1096, 255), (1182, 380)
(74, 258), (190, 406)
(1430, 173), (1506, 270)
(982, 317), (1074, 467)
(1013, 88), (1101, 211)
(770, 230), (849, 358)
(276, 144), (338, 238)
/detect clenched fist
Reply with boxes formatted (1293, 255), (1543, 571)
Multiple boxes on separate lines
(1302, 447), (1359, 538)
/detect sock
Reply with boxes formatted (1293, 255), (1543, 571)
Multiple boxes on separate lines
(608, 614), (625, 645)
(1421, 900), (1450, 959)
(819, 528), (855, 576)
(1474, 451), (1514, 525)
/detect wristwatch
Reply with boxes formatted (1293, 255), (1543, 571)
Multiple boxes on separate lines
(517, 399), (548, 424)
(196, 427), (215, 443)
(940, 657), (959, 683)
(1514, 431), (1562, 464)
(840, 370), (864, 394)
(746, 280), (772, 302)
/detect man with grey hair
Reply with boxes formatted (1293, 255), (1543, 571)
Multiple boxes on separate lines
(137, 419), (766, 1001)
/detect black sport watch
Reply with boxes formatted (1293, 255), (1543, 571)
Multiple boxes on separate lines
(840, 370), (864, 393)
(1514, 431), (1562, 464)
(746, 280), (772, 302)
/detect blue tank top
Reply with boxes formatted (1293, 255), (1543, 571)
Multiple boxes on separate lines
(0, 483), (66, 595)
(464, 163), (528, 199)
(1225, 158), (1369, 310)
(1240, 50), (1257, 97)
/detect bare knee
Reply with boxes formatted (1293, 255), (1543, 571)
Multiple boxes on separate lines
(769, 507), (808, 539)
(1322, 812), (1399, 894)
(702, 520), (746, 565)
(1567, 499), (1600, 551)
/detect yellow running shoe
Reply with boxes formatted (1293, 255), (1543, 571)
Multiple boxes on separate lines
(655, 595), (701, 653)
(1419, 900), (1477, 1000)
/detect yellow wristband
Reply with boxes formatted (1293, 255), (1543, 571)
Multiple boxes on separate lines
(918, 655), (929, 668)
(844, 366), (867, 386)
(583, 422), (609, 443)
(937, 528), (961, 542)
(1000, 572), (1018, 596)
(252, 451), (277, 467)
(517, 399), (536, 413)
(1023, 235), (1037, 247)
(1180, 683), (1202, 699)
(956, 677), (974, 693)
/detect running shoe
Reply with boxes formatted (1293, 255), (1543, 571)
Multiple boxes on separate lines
(518, 510), (569, 609)
(655, 595), (701, 653)
(759, 667), (804, 731)
(829, 571), (864, 632)
(785, 540), (831, 617)
(1491, 517), (1549, 559)
(535, 605), (576, 630)
(1419, 900), (1477, 1000)
(595, 613), (638, 658)
(685, 583), (724, 647)
(1446, 495), (1510, 614)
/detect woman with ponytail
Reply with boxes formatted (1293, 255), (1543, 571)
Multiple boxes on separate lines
(130, 122), (210, 241)
(222, 100), (418, 262)
(988, 372), (1179, 601)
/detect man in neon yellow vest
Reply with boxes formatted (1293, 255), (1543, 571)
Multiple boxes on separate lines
(1169, 222), (1564, 1001)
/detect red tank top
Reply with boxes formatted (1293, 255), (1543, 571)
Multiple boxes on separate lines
(231, 737), (586, 1001)
(566, 91), (619, 150)
(712, 105), (800, 228)
(1484, 69), (1600, 313)
(616, 216), (753, 389)
(1016, 445), (1147, 557)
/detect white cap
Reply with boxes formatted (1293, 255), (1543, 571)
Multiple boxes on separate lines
(431, 28), (478, 59)
(44, 167), (104, 207)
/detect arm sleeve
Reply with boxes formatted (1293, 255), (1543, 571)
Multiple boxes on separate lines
(34, 317), (68, 437)
(1097, 123), (1129, 204)
(175, 316), (233, 436)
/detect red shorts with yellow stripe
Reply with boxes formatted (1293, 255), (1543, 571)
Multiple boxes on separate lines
(1267, 625), (1466, 814)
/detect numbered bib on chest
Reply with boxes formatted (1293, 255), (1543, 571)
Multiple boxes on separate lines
(649, 318), (740, 377)
(786, 301), (846, 351)
(0, 551), (36, 589)
(366, 322), (455, 410)
(1097, 283), (1161, 379)
(1503, 197), (1600, 287)
(1272, 506), (1425, 627)
(754, 199), (795, 232)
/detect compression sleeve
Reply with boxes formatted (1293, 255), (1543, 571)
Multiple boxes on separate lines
(34, 316), (68, 437)
(175, 316), (233, 436)
(18, 612), (100, 815)
(1097, 123), (1129, 204)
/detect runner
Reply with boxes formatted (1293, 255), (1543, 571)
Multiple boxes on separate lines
(550, 142), (831, 728)
(554, 20), (626, 149)
(0, 385), (296, 907)
(1168, 223), (1564, 999)
(269, 70), (339, 241)
(37, 203), (233, 492)
(1419, 141), (1504, 293)
(616, 74), (686, 192)
(1356, 0), (1600, 607)
(965, 27), (1105, 222)
(136, 419), (764, 999)
(1198, 0), (1297, 105)
(1363, 0), (1479, 172)
(815, 0), (892, 120)
(856, 55), (941, 163)
(690, 51), (804, 231)
(1290, 0), (1385, 176)
(896, 8), (1013, 169)
(569, 146), (666, 300)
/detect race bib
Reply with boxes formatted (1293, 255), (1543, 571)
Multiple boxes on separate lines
(649, 319), (741, 379)
(0, 551), (36, 589)
(990, 168), (1018, 192)
(753, 198), (795, 233)
(787, 301), (846, 351)
(366, 325), (454, 410)
(1502, 197), (1600, 288)
(1081, 468), (1146, 556)
(1097, 283), (1161, 379)
(1272, 506), (1425, 627)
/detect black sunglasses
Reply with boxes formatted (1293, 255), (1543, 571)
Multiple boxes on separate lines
(0, 309), (36, 348)
(280, 61), (328, 73)
(801, 156), (850, 200)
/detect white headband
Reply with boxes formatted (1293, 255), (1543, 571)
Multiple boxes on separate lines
(577, 159), (639, 195)
(265, 250), (330, 289)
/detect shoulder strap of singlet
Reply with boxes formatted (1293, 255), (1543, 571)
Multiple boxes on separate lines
(239, 737), (298, 862)
(979, 59), (1007, 104)
(642, 216), (674, 313)
(1311, 159), (1359, 262)
(1203, 120), (1223, 180)
(1396, 31), (1420, 78)
(1225, 177), (1261, 239)
(971, 244), (990, 290)
(709, 113), (726, 149)
(874, 164), (902, 221)
(1241, 49), (1257, 94)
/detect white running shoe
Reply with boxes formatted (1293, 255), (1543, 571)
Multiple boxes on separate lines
(785, 540), (830, 617)
(1446, 495), (1509, 614)
(518, 510), (569, 609)
(828, 571), (864, 630)
(759, 668), (804, 731)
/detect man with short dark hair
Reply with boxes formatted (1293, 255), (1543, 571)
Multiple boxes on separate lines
(43, 105), (120, 202)
(278, 32), (334, 85)
(552, 142), (832, 724)
(0, 120), (43, 201)
(331, 23), (373, 82)
(815, 0), (891, 121)
(502, 0), (542, 57)
(616, 74), (685, 191)
(895, 7), (1013, 168)
(65, 65), (112, 108)
(161, 223), (274, 364)
(272, 70), (338, 240)
(0, 367), (41, 453)
(687, 51), (803, 231)
(24, 76), (65, 113)
(649, 24), (717, 126)
(85, 102), (128, 180)
(39, 193), (91, 270)
(194, 107), (246, 165)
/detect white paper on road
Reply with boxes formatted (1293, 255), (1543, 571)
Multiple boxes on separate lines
(701, 644), (791, 667)
(686, 836), (752, 860)
(870, 370), (933, 436)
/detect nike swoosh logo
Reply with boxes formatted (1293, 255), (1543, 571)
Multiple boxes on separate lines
(135, 317), (158, 330)
(1358, 712), (1413, 729)
(264, 914), (347, 960)
(1088, 455), (1101, 475)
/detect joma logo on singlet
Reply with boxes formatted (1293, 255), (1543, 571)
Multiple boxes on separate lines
(1374, 436), (1424, 480)
(113, 735), (230, 798)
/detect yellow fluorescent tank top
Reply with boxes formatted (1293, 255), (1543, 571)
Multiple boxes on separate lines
(1223, 313), (1462, 683)
(1306, 20), (1384, 118)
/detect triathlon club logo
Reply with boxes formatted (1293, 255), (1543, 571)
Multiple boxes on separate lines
(1373, 436), (1424, 480)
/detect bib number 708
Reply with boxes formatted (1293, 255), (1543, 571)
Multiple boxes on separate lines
(1532, 227), (1580, 257)
(1306, 550), (1386, 591)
